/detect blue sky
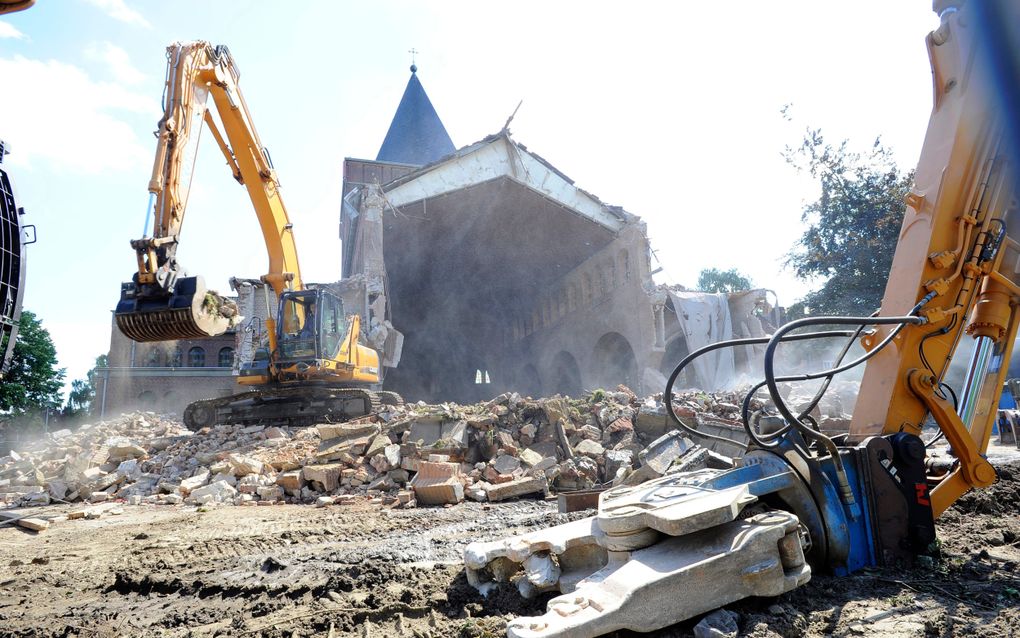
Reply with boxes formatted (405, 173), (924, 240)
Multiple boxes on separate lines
(0, 1), (938, 397)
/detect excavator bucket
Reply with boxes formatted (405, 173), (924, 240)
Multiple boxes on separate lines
(115, 275), (232, 342)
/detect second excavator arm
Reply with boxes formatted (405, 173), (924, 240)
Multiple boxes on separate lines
(464, 3), (1019, 636)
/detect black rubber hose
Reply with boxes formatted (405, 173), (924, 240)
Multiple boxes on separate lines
(763, 314), (929, 433)
(742, 320), (869, 434)
(760, 297), (932, 509)
(664, 330), (857, 447)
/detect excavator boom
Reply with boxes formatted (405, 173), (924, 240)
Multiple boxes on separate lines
(116, 42), (301, 343)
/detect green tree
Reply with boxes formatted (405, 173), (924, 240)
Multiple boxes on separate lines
(0, 310), (64, 417)
(63, 354), (108, 418)
(697, 268), (753, 293)
(785, 129), (912, 317)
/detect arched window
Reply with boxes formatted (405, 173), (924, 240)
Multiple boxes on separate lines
(619, 249), (631, 282)
(218, 347), (234, 367)
(146, 349), (161, 367)
(188, 346), (206, 367)
(169, 347), (182, 367)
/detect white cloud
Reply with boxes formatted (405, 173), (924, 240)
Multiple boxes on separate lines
(0, 55), (157, 174)
(86, 41), (145, 84)
(0, 20), (26, 39)
(82, 0), (151, 29)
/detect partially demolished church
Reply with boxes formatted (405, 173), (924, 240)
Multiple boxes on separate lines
(335, 66), (780, 403)
(100, 65), (781, 415)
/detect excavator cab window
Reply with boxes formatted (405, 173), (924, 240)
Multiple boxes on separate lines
(318, 292), (345, 358)
(277, 290), (347, 361)
(278, 292), (317, 360)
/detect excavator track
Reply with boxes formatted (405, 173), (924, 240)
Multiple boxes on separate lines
(377, 391), (404, 408)
(182, 386), (395, 431)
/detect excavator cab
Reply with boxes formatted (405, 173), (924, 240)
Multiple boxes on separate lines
(276, 288), (346, 365)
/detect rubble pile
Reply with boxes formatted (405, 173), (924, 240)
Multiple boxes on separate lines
(0, 384), (856, 514)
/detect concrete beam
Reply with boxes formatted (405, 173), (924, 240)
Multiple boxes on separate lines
(382, 136), (627, 233)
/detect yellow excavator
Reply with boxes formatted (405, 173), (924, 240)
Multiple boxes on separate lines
(115, 42), (400, 430)
(466, 2), (1020, 636)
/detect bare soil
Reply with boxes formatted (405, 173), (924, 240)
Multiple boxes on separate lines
(1, 462), (1018, 638)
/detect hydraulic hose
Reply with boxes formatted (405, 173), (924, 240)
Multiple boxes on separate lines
(664, 330), (857, 447)
(761, 294), (933, 514)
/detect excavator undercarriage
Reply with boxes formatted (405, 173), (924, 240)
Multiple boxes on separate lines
(182, 386), (402, 431)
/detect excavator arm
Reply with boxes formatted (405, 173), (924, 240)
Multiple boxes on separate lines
(117, 41), (302, 342)
(849, 1), (1019, 515)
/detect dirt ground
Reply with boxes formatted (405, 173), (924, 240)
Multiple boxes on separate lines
(1, 458), (1018, 638)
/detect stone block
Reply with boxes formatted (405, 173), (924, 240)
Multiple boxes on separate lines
(116, 459), (141, 481)
(693, 609), (738, 638)
(441, 420), (470, 448)
(317, 433), (373, 462)
(409, 461), (464, 505)
(316, 422), (379, 441)
(187, 480), (238, 505)
(607, 416), (634, 433)
(634, 405), (669, 439)
(484, 476), (547, 502)
(79, 467), (105, 484)
(518, 448), (544, 467)
(47, 480), (68, 500)
(492, 454), (521, 475)
(18, 517), (50, 532)
(257, 485), (284, 501)
(483, 466), (514, 484)
(211, 472), (237, 487)
(605, 449), (634, 477)
(179, 469), (210, 494)
(407, 419), (443, 446)
(384, 444), (401, 468)
(109, 443), (147, 460)
(365, 434), (390, 459)
(227, 454), (264, 476)
(276, 470), (304, 494)
(369, 454), (390, 474)
(639, 431), (694, 475)
(574, 439), (605, 459)
(237, 474), (261, 494)
(302, 464), (343, 491)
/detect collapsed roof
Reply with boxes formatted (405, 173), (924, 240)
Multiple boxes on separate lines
(342, 132), (642, 402)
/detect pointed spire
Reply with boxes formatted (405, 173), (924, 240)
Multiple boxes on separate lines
(376, 64), (455, 166)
